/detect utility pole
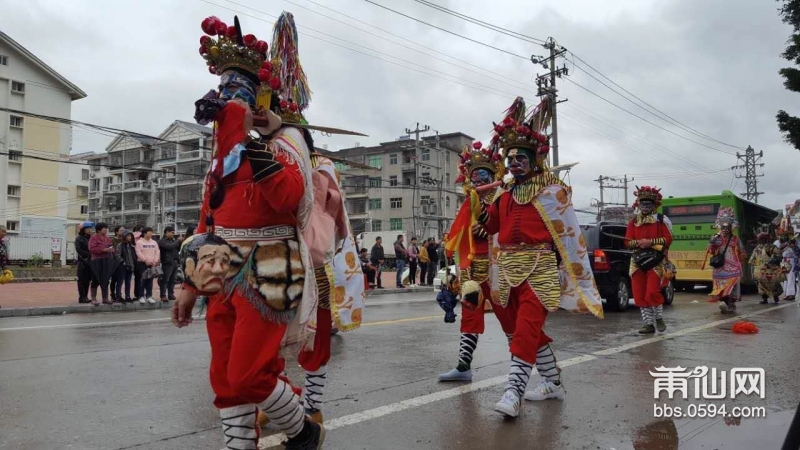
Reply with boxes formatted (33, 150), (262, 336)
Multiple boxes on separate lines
(533, 37), (568, 167)
(732, 145), (764, 203)
(405, 122), (430, 237)
(593, 175), (633, 222)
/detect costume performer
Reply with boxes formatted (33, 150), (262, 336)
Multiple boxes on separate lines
(438, 140), (516, 381)
(173, 14), (326, 449)
(474, 97), (603, 418)
(750, 229), (783, 304)
(775, 217), (797, 301)
(624, 186), (672, 334)
(296, 150), (365, 424)
(706, 207), (746, 313)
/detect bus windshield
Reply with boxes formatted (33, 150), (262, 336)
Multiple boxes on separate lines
(662, 203), (720, 224)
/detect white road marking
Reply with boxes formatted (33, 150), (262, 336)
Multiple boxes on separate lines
(258, 302), (794, 448)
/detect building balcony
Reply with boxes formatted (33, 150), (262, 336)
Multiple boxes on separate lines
(177, 177), (204, 186)
(344, 185), (368, 198)
(349, 211), (369, 220)
(122, 203), (152, 213)
(123, 180), (153, 192)
(178, 150), (212, 162)
(402, 163), (416, 172)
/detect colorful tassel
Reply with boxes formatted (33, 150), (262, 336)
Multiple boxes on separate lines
(270, 12), (311, 112)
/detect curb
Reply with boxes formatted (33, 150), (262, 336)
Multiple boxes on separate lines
(0, 300), (174, 318)
(0, 287), (434, 318)
(10, 277), (78, 283)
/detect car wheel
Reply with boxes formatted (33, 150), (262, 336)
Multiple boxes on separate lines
(608, 278), (631, 312)
(662, 279), (675, 305)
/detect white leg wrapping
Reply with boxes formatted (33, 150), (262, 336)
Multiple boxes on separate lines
(219, 404), (258, 450)
(256, 379), (305, 438)
(303, 365), (328, 413)
(535, 344), (560, 384)
(506, 356), (534, 398)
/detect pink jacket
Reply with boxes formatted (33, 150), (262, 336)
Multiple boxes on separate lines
(135, 238), (161, 266)
(303, 170), (349, 268)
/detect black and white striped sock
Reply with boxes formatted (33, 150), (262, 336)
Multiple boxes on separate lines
(506, 356), (534, 398)
(219, 404), (258, 450)
(654, 305), (663, 320)
(640, 307), (654, 325)
(535, 344), (560, 385)
(303, 365), (327, 413)
(505, 333), (514, 347)
(457, 333), (479, 371)
(256, 379), (305, 438)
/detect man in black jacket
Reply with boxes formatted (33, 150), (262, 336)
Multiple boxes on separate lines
(75, 222), (96, 303)
(370, 236), (385, 289)
(158, 226), (182, 302)
(426, 238), (440, 286)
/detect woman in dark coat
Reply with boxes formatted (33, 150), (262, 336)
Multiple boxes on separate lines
(75, 222), (97, 304)
(88, 222), (119, 305)
(117, 231), (137, 302)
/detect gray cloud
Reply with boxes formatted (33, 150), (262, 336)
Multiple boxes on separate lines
(3, 0), (797, 213)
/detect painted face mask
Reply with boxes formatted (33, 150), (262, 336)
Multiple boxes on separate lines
(639, 200), (655, 216)
(181, 233), (236, 295)
(470, 168), (493, 187)
(506, 149), (533, 180)
(721, 225), (732, 237)
(218, 70), (257, 106)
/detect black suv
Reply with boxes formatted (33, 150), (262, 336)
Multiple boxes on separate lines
(580, 221), (674, 312)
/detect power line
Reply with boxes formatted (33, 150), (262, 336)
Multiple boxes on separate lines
(562, 78), (737, 156)
(362, 0), (530, 60)
(411, 0), (545, 44)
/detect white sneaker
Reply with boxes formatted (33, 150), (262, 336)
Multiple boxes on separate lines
(138, 297), (146, 304)
(524, 380), (566, 401)
(147, 297), (156, 304)
(494, 391), (521, 418)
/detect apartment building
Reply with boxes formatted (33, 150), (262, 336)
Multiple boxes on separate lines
(331, 132), (472, 240)
(65, 151), (92, 245)
(87, 121), (211, 233)
(0, 31), (86, 244)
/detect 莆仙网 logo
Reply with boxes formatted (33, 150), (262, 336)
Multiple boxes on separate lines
(650, 366), (765, 400)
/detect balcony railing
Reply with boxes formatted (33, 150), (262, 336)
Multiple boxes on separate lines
(123, 180), (153, 191)
(178, 150), (212, 161)
(402, 163), (416, 172)
(122, 203), (152, 212)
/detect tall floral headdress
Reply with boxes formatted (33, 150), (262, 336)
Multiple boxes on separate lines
(714, 207), (739, 229)
(632, 186), (663, 209)
(454, 140), (504, 193)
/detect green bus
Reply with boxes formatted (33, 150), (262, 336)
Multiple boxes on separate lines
(658, 191), (779, 290)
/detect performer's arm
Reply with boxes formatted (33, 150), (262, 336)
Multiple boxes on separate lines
(624, 220), (638, 249)
(651, 221), (673, 247)
(479, 197), (500, 235)
(254, 152), (304, 213)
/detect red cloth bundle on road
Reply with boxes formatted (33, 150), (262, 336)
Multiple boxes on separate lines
(732, 321), (759, 334)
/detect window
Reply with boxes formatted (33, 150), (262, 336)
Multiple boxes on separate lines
(389, 176), (398, 187)
(11, 81), (25, 93)
(422, 149), (430, 161)
(390, 218), (403, 230)
(404, 178), (412, 186)
(403, 154), (411, 164)
(372, 220), (382, 231)
(390, 154), (398, 165)
(369, 177), (381, 188)
(446, 173), (450, 185)
(80, 205), (88, 214)
(334, 162), (349, 172)
(390, 197), (402, 209)
(81, 169), (90, 180)
(369, 198), (382, 210)
(8, 150), (22, 162)
(10, 116), (23, 128)
(446, 152), (450, 163)
(368, 155), (382, 169)
(446, 196), (450, 208)
(7, 185), (21, 196)
(0, 55), (8, 66)
(77, 186), (89, 198)
(6, 221), (19, 231)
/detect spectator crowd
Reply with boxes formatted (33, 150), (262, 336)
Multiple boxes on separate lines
(74, 222), (194, 306)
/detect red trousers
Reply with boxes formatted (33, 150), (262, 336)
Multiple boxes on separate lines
(460, 281), (517, 336)
(507, 282), (552, 364)
(207, 292), (298, 409)
(631, 269), (664, 308)
(298, 306), (332, 372)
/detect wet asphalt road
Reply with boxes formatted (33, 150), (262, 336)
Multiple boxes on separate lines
(1, 291), (799, 450)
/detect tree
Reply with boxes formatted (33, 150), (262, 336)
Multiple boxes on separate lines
(777, 0), (800, 150)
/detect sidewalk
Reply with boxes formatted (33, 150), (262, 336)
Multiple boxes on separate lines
(0, 271), (434, 318)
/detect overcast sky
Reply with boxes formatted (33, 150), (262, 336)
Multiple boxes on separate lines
(2, 0), (797, 215)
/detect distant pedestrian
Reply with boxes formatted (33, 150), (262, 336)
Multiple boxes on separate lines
(370, 236), (385, 289)
(0, 226), (7, 272)
(132, 225), (144, 298)
(359, 247), (376, 288)
(426, 238), (439, 285)
(394, 235), (407, 288)
(419, 242), (430, 287)
(117, 231), (137, 302)
(158, 226), (181, 302)
(88, 222), (119, 305)
(408, 237), (420, 287)
(110, 226), (125, 301)
(75, 222), (97, 304)
(135, 227), (160, 304)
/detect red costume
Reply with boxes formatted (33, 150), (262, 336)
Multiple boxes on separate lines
(624, 217), (672, 308)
